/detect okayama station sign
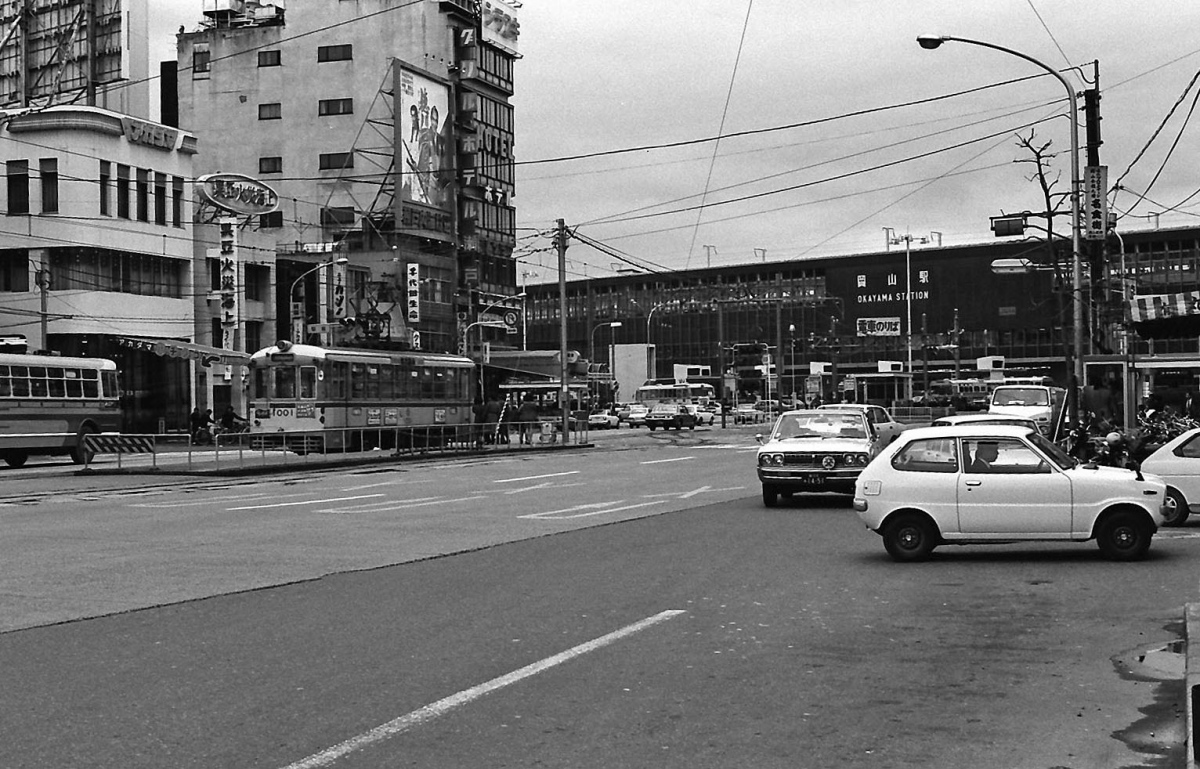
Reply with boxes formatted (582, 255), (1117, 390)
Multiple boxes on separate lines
(197, 173), (280, 216)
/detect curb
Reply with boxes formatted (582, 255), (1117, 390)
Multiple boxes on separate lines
(1188, 602), (1199, 768)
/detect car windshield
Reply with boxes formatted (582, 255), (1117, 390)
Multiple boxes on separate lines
(1028, 431), (1075, 469)
(993, 388), (1049, 406)
(773, 413), (868, 440)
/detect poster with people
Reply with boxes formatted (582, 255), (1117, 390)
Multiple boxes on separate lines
(398, 68), (453, 210)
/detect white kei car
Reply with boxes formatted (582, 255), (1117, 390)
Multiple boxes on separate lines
(853, 424), (1167, 562)
(1139, 426), (1200, 526)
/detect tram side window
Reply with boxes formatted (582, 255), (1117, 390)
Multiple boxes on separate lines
(274, 367), (297, 399)
(81, 369), (99, 398)
(254, 369), (271, 398)
(328, 362), (347, 399)
(364, 365), (380, 399)
(379, 364), (395, 399)
(300, 366), (317, 399)
(419, 367), (434, 398)
(350, 363), (366, 399)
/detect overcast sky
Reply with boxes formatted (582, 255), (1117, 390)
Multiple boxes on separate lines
(154, 2), (1200, 283)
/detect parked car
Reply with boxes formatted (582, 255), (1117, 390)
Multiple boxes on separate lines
(755, 400), (782, 416)
(929, 413), (1040, 433)
(588, 410), (620, 429)
(686, 404), (715, 426)
(734, 403), (765, 424)
(818, 403), (905, 444)
(621, 403), (649, 427)
(988, 384), (1066, 435)
(1138, 426), (1200, 526)
(853, 424), (1167, 562)
(646, 403), (697, 431)
(756, 409), (886, 505)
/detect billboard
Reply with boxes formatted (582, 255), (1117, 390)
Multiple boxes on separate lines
(397, 67), (454, 211)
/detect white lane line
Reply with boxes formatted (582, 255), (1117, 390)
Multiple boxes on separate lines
(227, 494), (384, 511)
(317, 497), (443, 513)
(494, 471), (580, 484)
(640, 456), (695, 465)
(519, 500), (667, 520)
(318, 496), (488, 513)
(130, 492), (303, 509)
(339, 479), (434, 491)
(504, 481), (586, 495)
(278, 610), (686, 769)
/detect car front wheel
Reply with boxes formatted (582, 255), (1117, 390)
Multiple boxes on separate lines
(882, 513), (937, 562)
(1162, 487), (1190, 527)
(1096, 510), (1153, 560)
(762, 484), (779, 507)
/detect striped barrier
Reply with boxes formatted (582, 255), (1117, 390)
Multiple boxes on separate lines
(83, 434), (156, 454)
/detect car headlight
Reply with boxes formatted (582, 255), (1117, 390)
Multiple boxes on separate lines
(759, 453), (784, 467)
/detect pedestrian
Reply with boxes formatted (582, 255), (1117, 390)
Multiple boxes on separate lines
(516, 394), (540, 444)
(484, 395), (502, 444)
(188, 407), (203, 440)
(472, 396), (488, 447)
(496, 395), (512, 444)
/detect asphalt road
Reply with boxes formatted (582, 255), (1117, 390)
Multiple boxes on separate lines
(0, 425), (1196, 768)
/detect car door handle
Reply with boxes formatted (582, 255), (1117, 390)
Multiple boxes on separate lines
(965, 480), (981, 487)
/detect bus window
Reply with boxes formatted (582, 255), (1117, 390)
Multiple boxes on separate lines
(300, 366), (317, 399)
(66, 369), (83, 398)
(0, 374), (9, 397)
(29, 366), (47, 397)
(103, 371), (118, 399)
(275, 367), (297, 399)
(47, 368), (65, 397)
(82, 369), (99, 398)
(11, 366), (29, 397)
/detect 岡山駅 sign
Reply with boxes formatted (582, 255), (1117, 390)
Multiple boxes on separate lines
(197, 173), (279, 216)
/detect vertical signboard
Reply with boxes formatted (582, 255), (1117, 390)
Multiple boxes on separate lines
(406, 263), (421, 324)
(396, 63), (455, 242)
(481, 1), (521, 55)
(1084, 165), (1109, 241)
(218, 216), (238, 349)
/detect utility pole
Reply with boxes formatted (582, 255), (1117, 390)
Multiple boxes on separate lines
(556, 219), (570, 437)
(952, 307), (961, 379)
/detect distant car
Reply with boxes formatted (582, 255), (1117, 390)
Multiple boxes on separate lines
(588, 411), (620, 429)
(685, 404), (715, 426)
(734, 404), (764, 424)
(621, 404), (649, 427)
(853, 424), (1167, 562)
(646, 403), (697, 431)
(1139, 426), (1200, 526)
(988, 384), (1066, 435)
(818, 403), (905, 444)
(930, 413), (1040, 433)
(755, 400), (782, 416)
(756, 409), (886, 504)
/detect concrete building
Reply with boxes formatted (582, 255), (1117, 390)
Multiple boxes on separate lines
(170, 0), (521, 364)
(0, 105), (199, 431)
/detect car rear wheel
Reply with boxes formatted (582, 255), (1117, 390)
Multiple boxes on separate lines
(882, 513), (937, 562)
(3, 450), (28, 468)
(1096, 510), (1153, 561)
(1162, 487), (1190, 527)
(762, 484), (779, 507)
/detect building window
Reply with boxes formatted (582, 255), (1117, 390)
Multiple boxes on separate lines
(135, 168), (149, 222)
(245, 320), (263, 353)
(172, 176), (184, 227)
(257, 50), (281, 67)
(192, 48), (211, 76)
(258, 102), (282, 120)
(259, 156), (282, 174)
(318, 152), (354, 170)
(317, 44), (352, 62)
(6, 160), (28, 215)
(259, 210), (284, 229)
(320, 206), (356, 230)
(153, 172), (167, 225)
(116, 164), (130, 219)
(99, 161), (111, 216)
(38, 158), (58, 214)
(318, 98), (353, 116)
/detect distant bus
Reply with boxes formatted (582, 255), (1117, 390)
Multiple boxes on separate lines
(0, 353), (122, 467)
(634, 381), (716, 407)
(246, 341), (475, 453)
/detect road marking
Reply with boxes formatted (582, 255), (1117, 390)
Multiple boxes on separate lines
(339, 479), (434, 491)
(318, 495), (488, 513)
(503, 481), (586, 495)
(494, 471), (579, 483)
(278, 610), (686, 769)
(227, 494), (384, 511)
(640, 456), (694, 465)
(642, 485), (746, 499)
(130, 492), (291, 508)
(519, 500), (667, 520)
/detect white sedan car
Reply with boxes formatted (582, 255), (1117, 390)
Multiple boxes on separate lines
(818, 403), (905, 444)
(853, 424), (1167, 562)
(1139, 426), (1200, 526)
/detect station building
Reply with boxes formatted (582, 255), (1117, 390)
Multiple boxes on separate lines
(522, 224), (1200, 421)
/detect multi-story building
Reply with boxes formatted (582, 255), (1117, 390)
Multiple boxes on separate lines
(0, 106), (201, 431)
(523, 225), (1200, 422)
(170, 0), (521, 360)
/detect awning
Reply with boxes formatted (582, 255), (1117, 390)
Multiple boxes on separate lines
(1129, 292), (1200, 339)
(117, 336), (251, 366)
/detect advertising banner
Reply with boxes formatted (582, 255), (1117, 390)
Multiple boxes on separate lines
(398, 68), (454, 211)
(856, 317), (902, 337)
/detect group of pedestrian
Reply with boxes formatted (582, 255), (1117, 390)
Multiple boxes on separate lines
(472, 393), (544, 447)
(188, 405), (248, 444)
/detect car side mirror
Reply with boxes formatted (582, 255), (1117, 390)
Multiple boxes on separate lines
(755, 433), (765, 444)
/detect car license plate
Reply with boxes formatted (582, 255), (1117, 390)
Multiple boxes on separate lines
(801, 474), (825, 486)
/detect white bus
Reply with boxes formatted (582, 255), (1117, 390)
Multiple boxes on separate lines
(633, 381), (716, 407)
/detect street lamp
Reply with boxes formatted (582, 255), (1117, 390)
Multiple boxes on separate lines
(465, 291), (526, 396)
(886, 230), (930, 402)
(289, 255), (349, 343)
(918, 33), (1084, 427)
(788, 323), (797, 404)
(646, 304), (664, 381)
(590, 321), (622, 405)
